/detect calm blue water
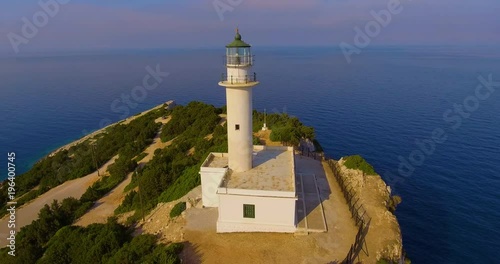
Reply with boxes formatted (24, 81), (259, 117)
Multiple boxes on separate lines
(1, 46), (499, 263)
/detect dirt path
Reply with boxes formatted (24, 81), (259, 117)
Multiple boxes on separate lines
(0, 156), (118, 247)
(74, 171), (134, 226)
(74, 116), (173, 226)
(138, 116), (173, 167)
(0, 103), (173, 246)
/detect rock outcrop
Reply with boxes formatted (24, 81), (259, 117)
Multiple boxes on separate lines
(338, 158), (404, 262)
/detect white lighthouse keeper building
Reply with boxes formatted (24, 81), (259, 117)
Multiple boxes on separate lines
(199, 29), (298, 233)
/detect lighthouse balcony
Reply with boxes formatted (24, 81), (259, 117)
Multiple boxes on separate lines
(219, 72), (259, 87)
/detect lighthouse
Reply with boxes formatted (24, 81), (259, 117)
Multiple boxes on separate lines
(219, 29), (259, 172)
(200, 29), (297, 233)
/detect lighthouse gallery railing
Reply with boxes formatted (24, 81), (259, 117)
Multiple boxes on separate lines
(220, 72), (257, 84)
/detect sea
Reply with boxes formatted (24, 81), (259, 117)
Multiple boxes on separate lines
(1, 46), (499, 263)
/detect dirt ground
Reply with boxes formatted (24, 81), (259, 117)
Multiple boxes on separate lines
(74, 116), (173, 226)
(135, 186), (203, 243)
(254, 130), (282, 146)
(137, 156), (360, 264)
(0, 110), (172, 239)
(138, 155), (402, 264)
(74, 170), (134, 227)
(2, 106), (402, 263)
(0, 156), (118, 247)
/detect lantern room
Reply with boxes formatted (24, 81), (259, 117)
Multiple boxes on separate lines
(225, 28), (253, 67)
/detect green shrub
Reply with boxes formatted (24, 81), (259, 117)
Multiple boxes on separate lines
(159, 165), (200, 203)
(134, 152), (147, 162)
(125, 211), (144, 226)
(73, 201), (94, 220)
(343, 155), (377, 175)
(0, 107), (163, 217)
(114, 190), (138, 214)
(38, 219), (181, 264)
(160, 102), (220, 142)
(264, 114), (315, 146)
(170, 202), (186, 218)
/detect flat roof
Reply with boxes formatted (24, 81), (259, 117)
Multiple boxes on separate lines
(207, 155), (229, 168)
(213, 146), (295, 192)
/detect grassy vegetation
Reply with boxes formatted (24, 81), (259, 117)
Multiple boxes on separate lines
(160, 101), (221, 143)
(0, 106), (179, 263)
(133, 152), (148, 163)
(0, 102), (320, 263)
(0, 107), (165, 218)
(170, 202), (187, 218)
(116, 102), (319, 223)
(116, 102), (226, 220)
(0, 198), (96, 263)
(0, 216), (182, 264)
(0, 107), (182, 264)
(252, 111), (315, 146)
(80, 156), (137, 203)
(157, 165), (201, 203)
(343, 155), (377, 175)
(253, 135), (262, 145)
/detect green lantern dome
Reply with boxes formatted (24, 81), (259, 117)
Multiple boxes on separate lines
(226, 28), (251, 48)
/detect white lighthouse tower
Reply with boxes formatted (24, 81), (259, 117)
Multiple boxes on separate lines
(200, 30), (297, 233)
(218, 28), (259, 172)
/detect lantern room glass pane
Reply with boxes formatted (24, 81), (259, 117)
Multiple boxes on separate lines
(226, 47), (252, 66)
(226, 47), (251, 56)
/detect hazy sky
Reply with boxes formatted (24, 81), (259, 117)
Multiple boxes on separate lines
(0, 0), (499, 53)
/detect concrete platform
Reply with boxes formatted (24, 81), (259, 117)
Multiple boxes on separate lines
(296, 173), (327, 233)
(204, 146), (295, 192)
(226, 147), (294, 191)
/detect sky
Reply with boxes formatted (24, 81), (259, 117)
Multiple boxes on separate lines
(0, 0), (499, 53)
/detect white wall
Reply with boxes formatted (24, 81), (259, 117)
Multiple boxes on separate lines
(226, 87), (253, 172)
(227, 67), (251, 83)
(217, 193), (297, 233)
(200, 169), (226, 207)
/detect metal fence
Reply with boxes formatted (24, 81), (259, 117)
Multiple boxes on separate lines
(326, 159), (371, 264)
(298, 146), (323, 161)
(220, 72), (257, 84)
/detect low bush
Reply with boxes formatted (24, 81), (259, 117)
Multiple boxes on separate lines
(343, 155), (377, 175)
(170, 202), (186, 218)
